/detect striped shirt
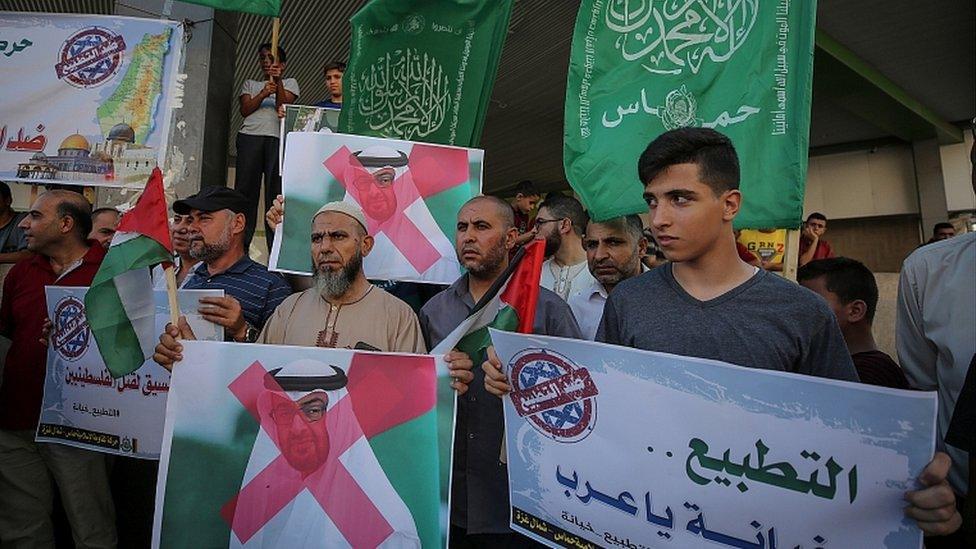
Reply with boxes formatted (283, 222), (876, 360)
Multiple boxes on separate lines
(184, 255), (291, 331)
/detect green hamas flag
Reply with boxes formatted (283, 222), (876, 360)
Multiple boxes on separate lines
(177, 0), (279, 16)
(340, 0), (513, 147)
(564, 1), (817, 227)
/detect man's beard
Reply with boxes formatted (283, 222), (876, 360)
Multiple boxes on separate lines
(314, 250), (363, 299)
(464, 240), (507, 279)
(543, 230), (561, 257)
(188, 223), (232, 262)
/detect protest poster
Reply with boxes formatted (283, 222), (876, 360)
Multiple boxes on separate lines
(270, 131), (482, 284)
(564, 1), (816, 227)
(341, 0), (513, 147)
(278, 104), (340, 169)
(491, 329), (937, 548)
(152, 341), (454, 548)
(0, 12), (183, 187)
(37, 286), (223, 459)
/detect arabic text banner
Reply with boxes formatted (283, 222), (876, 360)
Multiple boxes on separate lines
(491, 330), (937, 549)
(38, 286), (223, 459)
(270, 131), (482, 284)
(152, 341), (453, 548)
(0, 12), (183, 187)
(564, 1), (816, 227)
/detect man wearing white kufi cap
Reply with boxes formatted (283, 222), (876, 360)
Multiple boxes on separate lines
(155, 201), (476, 395)
(233, 358), (421, 548)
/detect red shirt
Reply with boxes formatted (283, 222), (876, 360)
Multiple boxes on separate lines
(799, 237), (834, 261)
(0, 243), (105, 430)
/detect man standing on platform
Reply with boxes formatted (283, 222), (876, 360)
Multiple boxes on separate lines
(534, 194), (594, 302)
(0, 190), (116, 548)
(798, 212), (835, 267)
(510, 180), (540, 248)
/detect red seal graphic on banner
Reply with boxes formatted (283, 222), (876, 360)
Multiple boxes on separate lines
(509, 348), (598, 443)
(55, 27), (126, 88)
(52, 297), (90, 361)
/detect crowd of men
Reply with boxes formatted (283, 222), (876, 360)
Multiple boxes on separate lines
(0, 46), (970, 549)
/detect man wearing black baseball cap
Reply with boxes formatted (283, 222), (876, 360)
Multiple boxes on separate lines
(170, 186), (291, 342)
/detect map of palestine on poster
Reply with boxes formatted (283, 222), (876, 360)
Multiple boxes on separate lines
(0, 12), (183, 187)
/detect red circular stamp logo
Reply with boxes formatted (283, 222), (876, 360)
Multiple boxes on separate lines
(508, 348), (598, 443)
(55, 27), (126, 88)
(53, 297), (90, 361)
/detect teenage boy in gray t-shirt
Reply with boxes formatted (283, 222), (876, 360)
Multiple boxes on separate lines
(483, 127), (962, 537)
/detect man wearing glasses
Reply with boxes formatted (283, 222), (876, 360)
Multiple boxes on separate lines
(534, 194), (596, 301)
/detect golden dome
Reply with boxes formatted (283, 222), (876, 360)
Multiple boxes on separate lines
(59, 134), (91, 151)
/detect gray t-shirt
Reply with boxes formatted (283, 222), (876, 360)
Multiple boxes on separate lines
(0, 212), (27, 255)
(597, 264), (859, 382)
(239, 78), (300, 138)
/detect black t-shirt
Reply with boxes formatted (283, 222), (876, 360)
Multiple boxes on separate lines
(851, 350), (910, 389)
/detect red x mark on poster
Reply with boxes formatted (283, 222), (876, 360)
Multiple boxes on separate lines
(220, 354), (436, 546)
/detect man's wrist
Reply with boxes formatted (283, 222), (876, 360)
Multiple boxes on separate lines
(232, 321), (250, 342)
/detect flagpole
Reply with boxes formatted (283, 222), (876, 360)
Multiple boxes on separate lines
(271, 17), (280, 61)
(164, 264), (180, 327)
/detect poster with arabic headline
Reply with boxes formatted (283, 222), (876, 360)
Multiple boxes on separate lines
(0, 12), (183, 187)
(278, 104), (340, 169)
(491, 329), (937, 549)
(37, 286), (223, 459)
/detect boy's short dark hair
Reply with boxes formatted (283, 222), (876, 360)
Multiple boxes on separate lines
(797, 257), (879, 322)
(539, 194), (588, 237)
(324, 61), (346, 74)
(0, 181), (11, 201)
(932, 222), (954, 233)
(514, 180), (539, 197)
(258, 42), (287, 64)
(807, 212), (828, 223)
(637, 127), (740, 195)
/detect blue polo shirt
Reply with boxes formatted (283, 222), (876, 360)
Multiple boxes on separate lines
(183, 255), (291, 331)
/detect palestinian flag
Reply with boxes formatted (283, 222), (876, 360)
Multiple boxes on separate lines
(177, 0), (280, 16)
(154, 343), (446, 547)
(86, 168), (174, 378)
(431, 239), (545, 358)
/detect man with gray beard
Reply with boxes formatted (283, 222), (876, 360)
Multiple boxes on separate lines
(155, 203), (474, 392)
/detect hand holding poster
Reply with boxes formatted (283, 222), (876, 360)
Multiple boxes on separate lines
(270, 131), (482, 284)
(38, 287), (223, 459)
(492, 330), (937, 548)
(153, 341), (452, 548)
(0, 13), (183, 187)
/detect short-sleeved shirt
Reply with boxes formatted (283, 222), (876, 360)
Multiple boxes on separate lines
(258, 286), (426, 353)
(597, 264), (859, 381)
(738, 229), (786, 264)
(183, 255), (291, 333)
(314, 99), (342, 109)
(851, 350), (910, 389)
(239, 78), (301, 138)
(799, 237), (834, 261)
(0, 243), (106, 430)
(419, 275), (581, 534)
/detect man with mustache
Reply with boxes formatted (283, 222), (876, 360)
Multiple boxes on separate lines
(159, 186), (291, 344)
(534, 194), (595, 302)
(419, 195), (580, 546)
(568, 215), (647, 340)
(155, 201), (474, 392)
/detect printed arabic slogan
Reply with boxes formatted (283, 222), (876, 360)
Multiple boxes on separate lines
(152, 341), (451, 548)
(0, 12), (183, 187)
(340, 0), (513, 147)
(38, 287), (223, 459)
(491, 330), (937, 549)
(564, 0), (816, 227)
(270, 132), (483, 284)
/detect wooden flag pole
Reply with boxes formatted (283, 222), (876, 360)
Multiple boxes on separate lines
(164, 264), (180, 327)
(271, 17), (280, 61)
(783, 229), (801, 281)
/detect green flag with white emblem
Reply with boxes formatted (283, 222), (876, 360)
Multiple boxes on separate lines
(564, 0), (817, 227)
(340, 0), (513, 147)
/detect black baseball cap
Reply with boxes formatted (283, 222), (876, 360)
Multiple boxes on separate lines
(173, 186), (249, 215)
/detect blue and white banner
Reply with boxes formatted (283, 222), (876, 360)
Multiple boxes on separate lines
(491, 330), (937, 549)
(37, 286), (222, 459)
